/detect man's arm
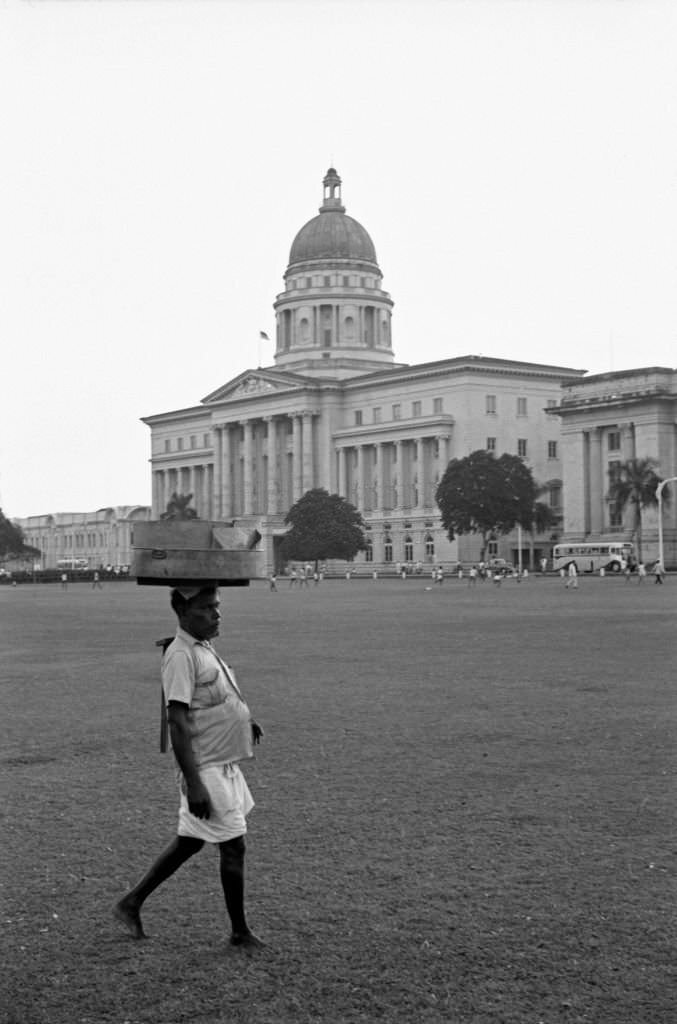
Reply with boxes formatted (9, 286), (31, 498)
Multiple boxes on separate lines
(167, 702), (211, 819)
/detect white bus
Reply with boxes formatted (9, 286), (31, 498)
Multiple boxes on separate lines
(56, 558), (89, 572)
(552, 542), (634, 574)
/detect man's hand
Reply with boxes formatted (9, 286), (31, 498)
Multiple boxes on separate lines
(186, 779), (211, 819)
(251, 720), (264, 745)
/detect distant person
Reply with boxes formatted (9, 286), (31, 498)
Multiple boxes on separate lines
(435, 566), (444, 585)
(653, 559), (665, 585)
(269, 572), (277, 592)
(468, 565), (477, 586)
(60, 572), (68, 590)
(540, 557), (548, 574)
(288, 568), (297, 588)
(565, 562), (578, 589)
(114, 585), (265, 950)
(92, 570), (103, 590)
(637, 561), (647, 584)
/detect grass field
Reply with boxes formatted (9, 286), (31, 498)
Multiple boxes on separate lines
(1, 575), (675, 1024)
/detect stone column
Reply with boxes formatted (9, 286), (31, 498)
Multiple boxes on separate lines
(243, 420), (254, 515)
(302, 411), (314, 492)
(415, 438), (424, 510)
(213, 427), (223, 519)
(393, 440), (402, 509)
(378, 443), (387, 511)
(337, 446), (347, 497)
(200, 465), (209, 520)
(222, 426), (233, 519)
(292, 414), (303, 501)
(589, 427), (603, 534)
(265, 416), (277, 514)
(355, 444), (364, 509)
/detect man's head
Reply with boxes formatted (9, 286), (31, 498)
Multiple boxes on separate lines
(170, 585), (220, 641)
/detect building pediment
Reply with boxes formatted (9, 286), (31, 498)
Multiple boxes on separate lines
(202, 369), (311, 405)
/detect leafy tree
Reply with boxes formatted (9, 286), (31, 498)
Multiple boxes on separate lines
(435, 450), (537, 561)
(0, 509), (40, 561)
(606, 457), (669, 561)
(160, 492), (198, 520)
(280, 488), (366, 567)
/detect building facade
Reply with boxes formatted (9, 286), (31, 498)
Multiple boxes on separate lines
(15, 505), (152, 571)
(144, 169), (587, 573)
(553, 367), (677, 566)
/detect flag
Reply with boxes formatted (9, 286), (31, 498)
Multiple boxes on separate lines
(259, 331), (270, 340)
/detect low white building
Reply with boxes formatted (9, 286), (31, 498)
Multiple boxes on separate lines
(14, 505), (152, 571)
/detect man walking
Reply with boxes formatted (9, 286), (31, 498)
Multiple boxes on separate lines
(114, 584), (265, 949)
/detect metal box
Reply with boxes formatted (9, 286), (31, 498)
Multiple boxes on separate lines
(132, 521), (264, 587)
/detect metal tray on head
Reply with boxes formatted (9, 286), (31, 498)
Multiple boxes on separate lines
(132, 520), (264, 586)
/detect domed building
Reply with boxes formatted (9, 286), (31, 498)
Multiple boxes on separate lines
(143, 169), (585, 573)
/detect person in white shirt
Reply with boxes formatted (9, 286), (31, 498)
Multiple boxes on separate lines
(114, 585), (264, 949)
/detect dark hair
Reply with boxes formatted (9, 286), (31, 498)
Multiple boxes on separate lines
(170, 586), (217, 618)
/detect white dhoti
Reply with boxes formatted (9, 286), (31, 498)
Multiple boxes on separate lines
(177, 762), (254, 843)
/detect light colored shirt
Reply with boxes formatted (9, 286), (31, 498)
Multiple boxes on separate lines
(162, 627), (253, 769)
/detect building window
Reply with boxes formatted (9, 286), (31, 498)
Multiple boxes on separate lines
(190, 435), (196, 449)
(433, 397), (443, 414)
(518, 439), (528, 458)
(487, 437), (496, 452)
(425, 533), (435, 560)
(365, 538), (373, 562)
(608, 431), (621, 451)
(324, 275), (331, 286)
(373, 407), (381, 423)
(488, 540), (499, 556)
(204, 433), (210, 447)
(355, 410), (363, 426)
(177, 437), (183, 452)
(384, 535), (393, 562)
(392, 404), (401, 420)
(517, 397), (527, 417)
(412, 401), (422, 417)
(548, 441), (558, 459)
(486, 395), (497, 415)
(549, 484), (562, 510)
(323, 329), (332, 347)
(343, 276), (349, 286)
(164, 439), (171, 453)
(404, 534), (414, 562)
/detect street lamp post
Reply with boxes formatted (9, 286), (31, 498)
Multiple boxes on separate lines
(656, 476), (677, 569)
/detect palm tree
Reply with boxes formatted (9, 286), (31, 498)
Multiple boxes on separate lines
(160, 492), (198, 521)
(606, 457), (667, 561)
(526, 493), (559, 569)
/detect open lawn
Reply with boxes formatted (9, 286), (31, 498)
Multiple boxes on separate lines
(1, 575), (675, 1024)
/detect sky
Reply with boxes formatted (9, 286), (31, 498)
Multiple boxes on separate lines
(2, 0), (676, 518)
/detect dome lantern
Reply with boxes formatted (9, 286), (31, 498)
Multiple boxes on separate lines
(320, 167), (345, 213)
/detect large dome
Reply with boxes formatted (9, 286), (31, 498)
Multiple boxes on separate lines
(289, 212), (377, 267)
(286, 167), (379, 270)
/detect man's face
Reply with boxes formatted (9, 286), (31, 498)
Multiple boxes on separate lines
(180, 589), (221, 641)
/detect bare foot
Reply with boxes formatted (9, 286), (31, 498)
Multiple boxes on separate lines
(230, 929), (266, 950)
(113, 899), (146, 939)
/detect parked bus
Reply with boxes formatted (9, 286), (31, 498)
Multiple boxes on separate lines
(56, 558), (89, 572)
(552, 542), (634, 574)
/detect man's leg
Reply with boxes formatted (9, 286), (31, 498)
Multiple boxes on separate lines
(114, 835), (204, 938)
(219, 835), (264, 949)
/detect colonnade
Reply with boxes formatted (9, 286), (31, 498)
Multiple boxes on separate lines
(153, 410), (319, 520)
(153, 418), (452, 521)
(337, 434), (451, 514)
(580, 422), (636, 534)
